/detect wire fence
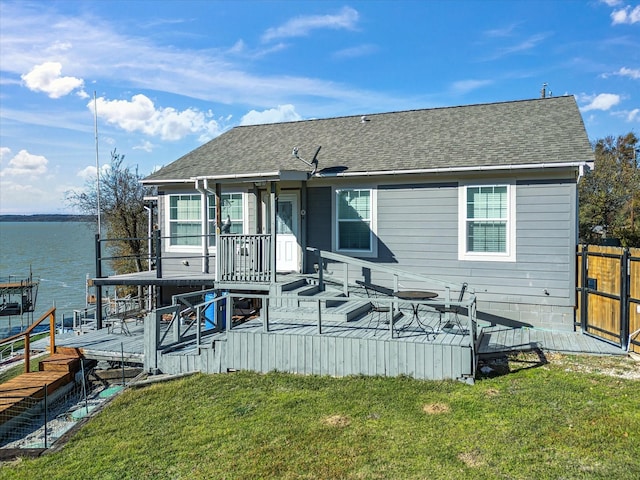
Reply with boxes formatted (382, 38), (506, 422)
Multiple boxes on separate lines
(1, 356), (141, 455)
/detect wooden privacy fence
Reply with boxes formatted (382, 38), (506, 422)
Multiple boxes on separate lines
(577, 245), (640, 353)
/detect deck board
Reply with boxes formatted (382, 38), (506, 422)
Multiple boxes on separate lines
(478, 326), (625, 356)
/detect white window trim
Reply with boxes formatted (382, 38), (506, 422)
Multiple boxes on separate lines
(165, 193), (203, 253)
(458, 182), (516, 262)
(165, 191), (247, 253)
(208, 192), (248, 239)
(333, 186), (378, 258)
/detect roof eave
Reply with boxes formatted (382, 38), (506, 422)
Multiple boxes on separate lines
(142, 170), (310, 186)
(314, 161), (593, 178)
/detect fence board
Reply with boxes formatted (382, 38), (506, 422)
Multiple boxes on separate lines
(577, 245), (640, 352)
(630, 248), (640, 353)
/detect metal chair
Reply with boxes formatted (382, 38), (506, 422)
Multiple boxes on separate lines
(435, 283), (468, 333)
(356, 280), (393, 335)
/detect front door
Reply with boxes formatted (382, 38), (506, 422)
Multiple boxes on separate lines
(262, 191), (301, 272)
(275, 193), (300, 272)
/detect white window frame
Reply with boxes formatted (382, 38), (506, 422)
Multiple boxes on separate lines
(166, 191), (246, 252)
(458, 182), (516, 262)
(333, 187), (378, 258)
(208, 192), (247, 246)
(166, 194), (203, 252)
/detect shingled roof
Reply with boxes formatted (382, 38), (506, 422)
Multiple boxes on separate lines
(143, 96), (593, 184)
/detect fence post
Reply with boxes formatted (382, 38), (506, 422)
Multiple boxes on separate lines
(620, 248), (630, 347)
(580, 244), (589, 332)
(43, 385), (48, 449)
(25, 334), (31, 374)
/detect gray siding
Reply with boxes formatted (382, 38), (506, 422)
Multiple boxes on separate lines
(305, 186), (332, 272)
(309, 175), (578, 330)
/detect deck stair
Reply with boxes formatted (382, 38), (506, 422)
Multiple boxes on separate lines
(268, 279), (372, 323)
(0, 347), (83, 428)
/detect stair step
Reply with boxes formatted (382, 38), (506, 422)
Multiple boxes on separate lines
(269, 300), (371, 323)
(55, 346), (82, 357)
(39, 354), (81, 373)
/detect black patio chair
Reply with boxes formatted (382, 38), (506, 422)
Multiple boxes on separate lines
(434, 282), (468, 333)
(356, 280), (393, 335)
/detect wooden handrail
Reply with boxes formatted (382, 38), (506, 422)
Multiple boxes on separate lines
(0, 306), (56, 373)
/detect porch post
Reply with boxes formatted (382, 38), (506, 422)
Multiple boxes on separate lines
(215, 183), (222, 282)
(270, 182), (277, 282)
(198, 181), (209, 274)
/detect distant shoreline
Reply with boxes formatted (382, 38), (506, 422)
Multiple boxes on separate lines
(0, 214), (95, 222)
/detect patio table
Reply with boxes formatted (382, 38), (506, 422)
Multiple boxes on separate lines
(394, 290), (438, 338)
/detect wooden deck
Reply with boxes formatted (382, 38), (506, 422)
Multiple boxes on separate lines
(478, 325), (626, 356)
(26, 309), (628, 383)
(41, 325), (146, 364)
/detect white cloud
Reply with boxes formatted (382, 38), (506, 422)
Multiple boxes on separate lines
(627, 108), (639, 122)
(580, 93), (621, 111)
(133, 140), (155, 153)
(77, 165), (97, 179)
(615, 67), (640, 79)
(611, 5), (640, 24)
(21, 62), (85, 98)
(333, 44), (378, 60)
(0, 149), (48, 177)
(1, 4), (381, 111)
(239, 105), (302, 126)
(262, 7), (359, 42)
(601, 0), (623, 6)
(450, 79), (493, 95)
(0, 147), (11, 164)
(89, 94), (224, 141)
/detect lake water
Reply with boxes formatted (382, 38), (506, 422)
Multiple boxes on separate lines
(0, 222), (98, 337)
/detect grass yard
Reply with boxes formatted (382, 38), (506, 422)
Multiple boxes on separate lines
(1, 353), (639, 479)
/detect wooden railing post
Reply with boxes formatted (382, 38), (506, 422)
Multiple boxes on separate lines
(49, 309), (56, 354)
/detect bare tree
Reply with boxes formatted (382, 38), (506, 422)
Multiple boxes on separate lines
(67, 149), (152, 275)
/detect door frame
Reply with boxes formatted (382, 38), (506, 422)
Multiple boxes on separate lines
(262, 190), (302, 273)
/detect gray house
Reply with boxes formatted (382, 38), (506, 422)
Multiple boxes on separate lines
(135, 96), (592, 332)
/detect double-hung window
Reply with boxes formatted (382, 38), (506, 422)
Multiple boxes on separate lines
(208, 193), (245, 246)
(169, 194), (202, 247)
(335, 188), (376, 255)
(459, 184), (515, 261)
(168, 192), (245, 248)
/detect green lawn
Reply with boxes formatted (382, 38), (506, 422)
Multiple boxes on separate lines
(2, 353), (639, 479)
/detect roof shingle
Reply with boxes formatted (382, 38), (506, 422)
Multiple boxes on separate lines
(144, 96), (593, 183)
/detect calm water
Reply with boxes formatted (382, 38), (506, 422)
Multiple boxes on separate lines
(0, 222), (98, 337)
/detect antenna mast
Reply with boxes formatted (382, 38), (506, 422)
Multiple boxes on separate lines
(94, 91), (101, 235)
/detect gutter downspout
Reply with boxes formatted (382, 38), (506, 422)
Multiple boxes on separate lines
(195, 179), (209, 273)
(143, 205), (153, 311)
(203, 179), (220, 282)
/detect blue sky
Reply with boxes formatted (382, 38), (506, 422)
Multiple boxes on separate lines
(1, 0), (638, 214)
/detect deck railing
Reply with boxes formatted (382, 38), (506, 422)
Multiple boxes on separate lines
(306, 247), (479, 348)
(0, 307), (56, 373)
(218, 234), (272, 283)
(95, 231), (273, 283)
(144, 284), (478, 373)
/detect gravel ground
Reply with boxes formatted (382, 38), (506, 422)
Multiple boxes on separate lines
(479, 351), (640, 380)
(1, 383), (114, 449)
